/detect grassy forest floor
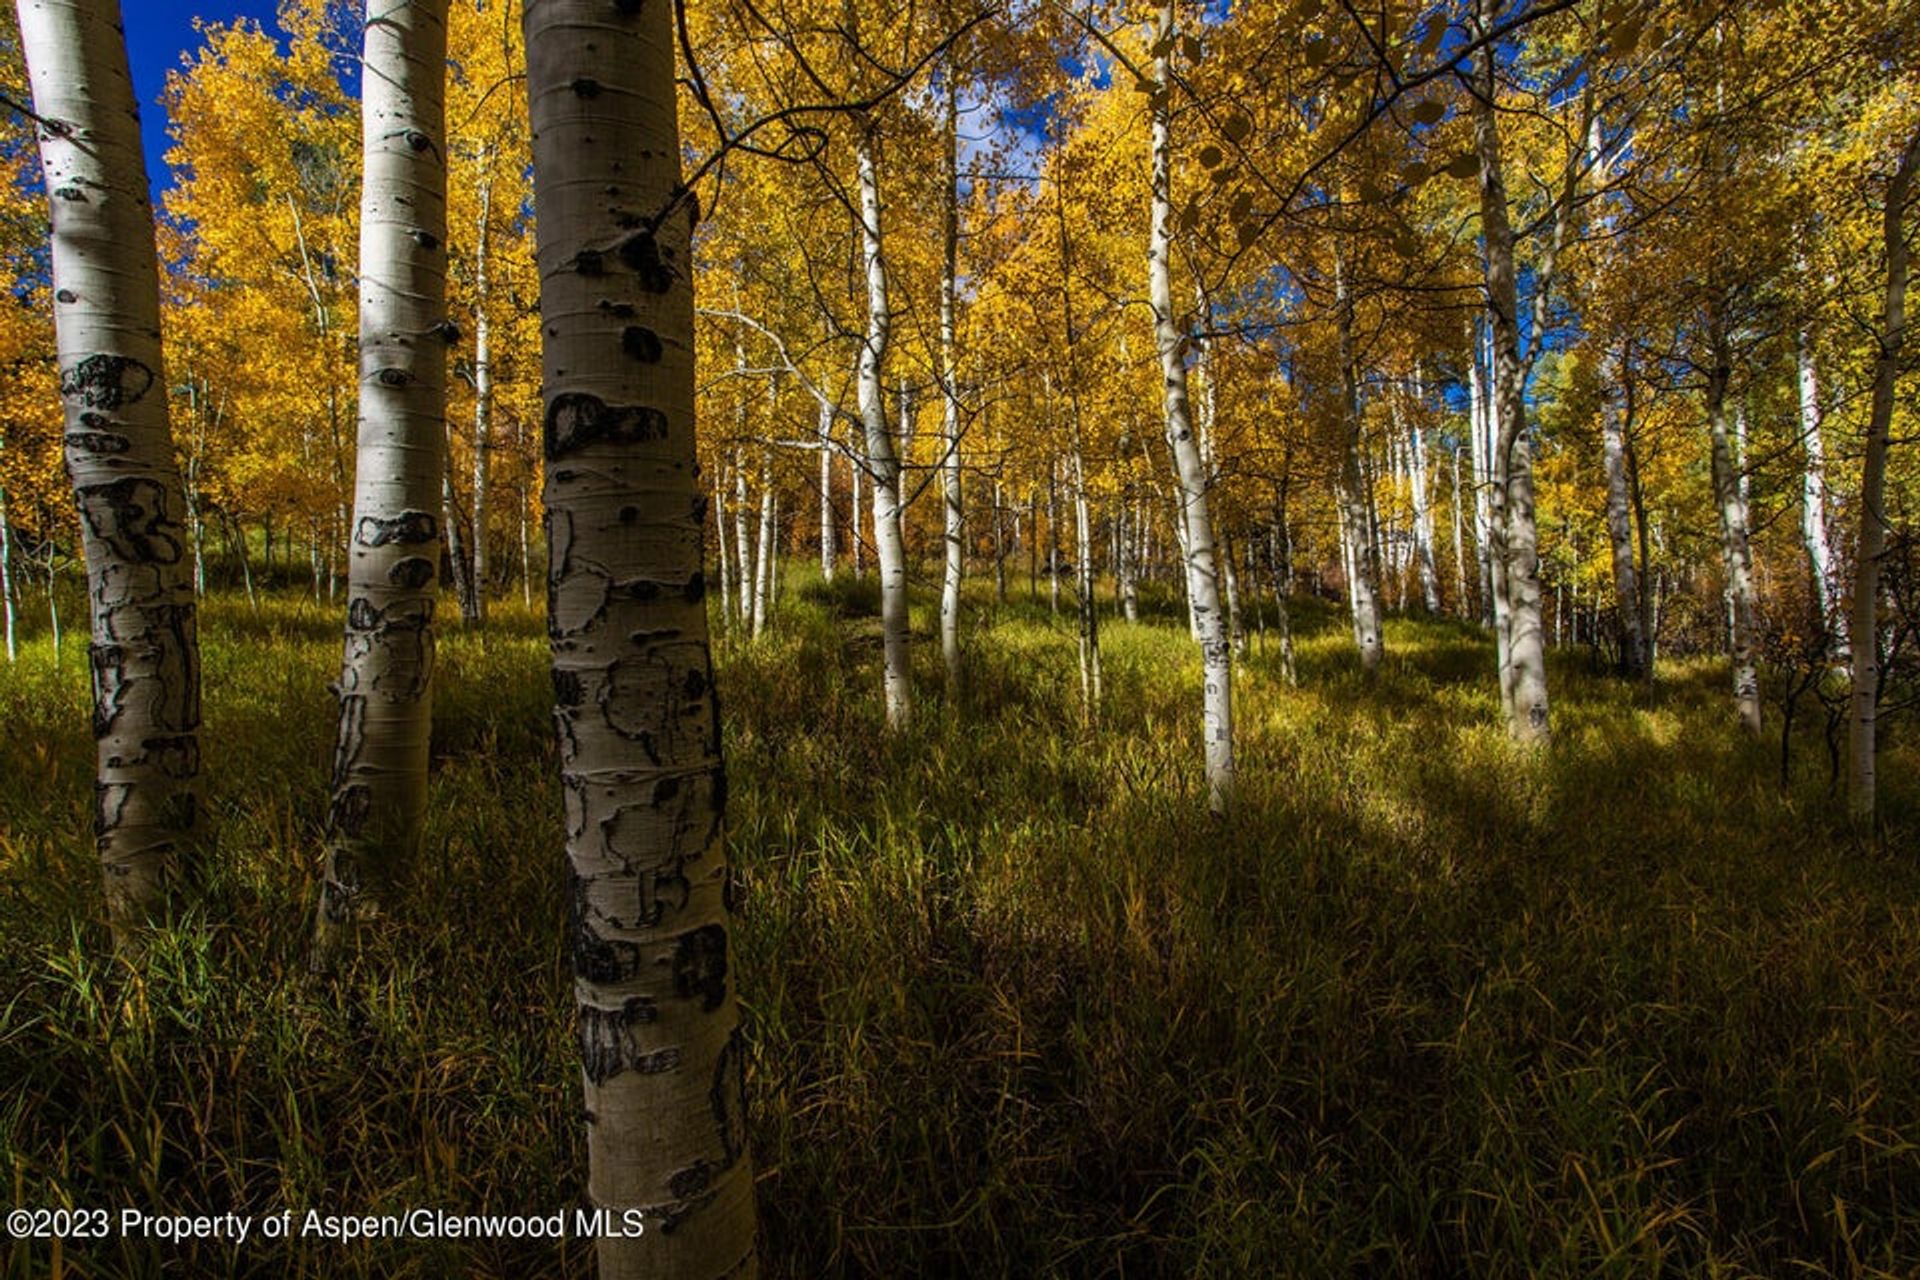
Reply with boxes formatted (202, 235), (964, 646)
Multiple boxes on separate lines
(2, 573), (1919, 1278)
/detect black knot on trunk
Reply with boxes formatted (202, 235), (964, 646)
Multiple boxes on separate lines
(571, 249), (605, 276)
(621, 326), (663, 363)
(434, 319), (462, 344)
(544, 392), (668, 460)
(403, 129), (432, 152)
(571, 77), (601, 97)
(375, 367), (414, 388)
(411, 229), (441, 251)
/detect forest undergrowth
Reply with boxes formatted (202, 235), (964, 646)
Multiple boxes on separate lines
(2, 574), (1917, 1278)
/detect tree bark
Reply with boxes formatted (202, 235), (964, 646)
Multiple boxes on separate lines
(1796, 330), (1844, 655)
(1335, 254), (1384, 675)
(856, 126), (910, 728)
(818, 401), (836, 581)
(939, 72), (964, 695)
(19, 0), (204, 943)
(469, 161), (494, 623)
(1705, 321), (1762, 737)
(524, 1), (758, 1273)
(1150, 0), (1232, 813)
(1848, 130), (1920, 825)
(1601, 346), (1647, 677)
(1472, 10), (1550, 742)
(314, 0), (451, 965)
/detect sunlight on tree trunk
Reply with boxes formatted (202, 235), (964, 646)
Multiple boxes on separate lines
(313, 0), (450, 968)
(1149, 0), (1232, 814)
(18, 0), (203, 946)
(524, 0), (758, 1273)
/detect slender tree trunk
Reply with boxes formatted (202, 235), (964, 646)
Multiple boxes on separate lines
(939, 73), (964, 694)
(752, 457), (773, 638)
(1848, 131), (1920, 825)
(1601, 346), (1646, 677)
(0, 473), (15, 661)
(469, 162), (493, 623)
(1796, 330), (1844, 655)
(1070, 440), (1101, 724)
(713, 460), (732, 634)
(314, 0), (450, 964)
(1706, 321), (1762, 737)
(1047, 457), (1060, 616)
(856, 125), (910, 729)
(1405, 394), (1440, 614)
(849, 446), (863, 578)
(524, 2), (758, 1273)
(1472, 14), (1549, 742)
(19, 0), (203, 943)
(1467, 317), (1495, 627)
(1335, 255), (1384, 675)
(733, 457), (753, 631)
(1449, 445), (1467, 617)
(1150, 0), (1232, 813)
(818, 401), (836, 581)
(444, 461), (478, 623)
(992, 478), (1007, 603)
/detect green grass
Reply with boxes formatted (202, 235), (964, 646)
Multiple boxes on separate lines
(2, 573), (1918, 1277)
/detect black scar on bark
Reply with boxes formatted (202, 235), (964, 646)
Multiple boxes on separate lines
(331, 694), (367, 791)
(596, 298), (635, 318)
(78, 477), (184, 566)
(668, 1161), (713, 1200)
(66, 431), (130, 454)
(544, 392), (668, 460)
(374, 367), (414, 388)
(672, 924), (728, 1011)
(61, 354), (154, 411)
(615, 229), (674, 293)
(56, 289), (75, 303)
(551, 668), (585, 707)
(91, 643), (127, 738)
(683, 572), (705, 603)
(711, 1027), (749, 1164)
(327, 783), (372, 841)
(622, 326), (663, 362)
(137, 735), (199, 779)
(387, 556), (435, 590)
(572, 875), (647, 984)
(355, 510), (436, 547)
(578, 996), (666, 1084)
(571, 249), (605, 276)
(570, 77), (601, 97)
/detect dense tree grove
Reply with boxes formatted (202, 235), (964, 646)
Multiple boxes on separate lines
(3, 0), (1919, 1273)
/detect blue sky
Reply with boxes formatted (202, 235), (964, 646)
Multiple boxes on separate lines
(125, 1), (285, 189)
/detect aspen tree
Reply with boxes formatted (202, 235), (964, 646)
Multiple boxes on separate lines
(313, 0), (450, 964)
(523, 0), (758, 1273)
(18, 0), (204, 943)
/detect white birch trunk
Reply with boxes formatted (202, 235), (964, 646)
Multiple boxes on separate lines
(1472, 14), (1549, 742)
(1796, 331), (1844, 655)
(818, 401), (835, 581)
(314, 0), (450, 961)
(938, 74), (964, 693)
(1600, 348), (1647, 678)
(20, 0), (204, 940)
(1848, 132), (1920, 825)
(523, 1), (758, 1273)
(1335, 256), (1384, 674)
(856, 127), (910, 728)
(1706, 331), (1762, 737)
(752, 457), (773, 638)
(470, 161), (493, 622)
(1150, 1), (1232, 813)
